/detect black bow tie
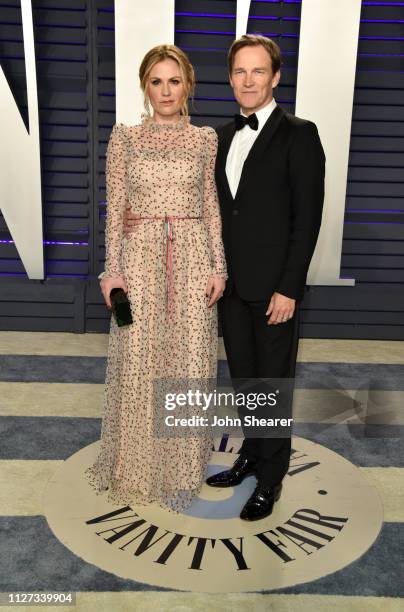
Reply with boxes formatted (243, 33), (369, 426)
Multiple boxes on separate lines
(234, 113), (259, 131)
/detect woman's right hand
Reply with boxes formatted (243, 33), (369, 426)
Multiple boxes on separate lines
(100, 276), (128, 310)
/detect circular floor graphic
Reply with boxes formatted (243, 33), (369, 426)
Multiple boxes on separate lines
(43, 437), (383, 593)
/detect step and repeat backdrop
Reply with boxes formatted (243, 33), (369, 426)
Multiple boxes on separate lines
(0, 0), (403, 337)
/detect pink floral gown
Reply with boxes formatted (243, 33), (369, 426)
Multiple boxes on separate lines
(84, 115), (227, 512)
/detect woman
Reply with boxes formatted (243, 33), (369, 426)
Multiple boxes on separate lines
(84, 44), (227, 513)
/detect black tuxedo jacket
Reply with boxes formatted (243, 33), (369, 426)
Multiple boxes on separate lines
(215, 104), (326, 302)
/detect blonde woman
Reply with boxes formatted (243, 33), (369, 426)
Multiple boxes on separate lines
(84, 45), (227, 513)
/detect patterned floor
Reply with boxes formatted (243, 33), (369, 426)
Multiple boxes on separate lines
(0, 332), (403, 611)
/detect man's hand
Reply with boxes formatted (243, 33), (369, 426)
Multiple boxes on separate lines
(206, 276), (226, 307)
(100, 276), (128, 309)
(123, 206), (141, 237)
(266, 292), (295, 325)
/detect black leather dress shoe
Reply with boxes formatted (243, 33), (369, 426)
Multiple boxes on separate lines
(206, 456), (256, 487)
(239, 482), (282, 521)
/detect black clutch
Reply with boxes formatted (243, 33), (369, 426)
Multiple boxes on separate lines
(110, 288), (133, 327)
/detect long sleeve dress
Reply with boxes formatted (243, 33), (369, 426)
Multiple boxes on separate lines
(84, 114), (227, 513)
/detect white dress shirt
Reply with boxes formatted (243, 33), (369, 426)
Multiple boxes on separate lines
(225, 97), (277, 198)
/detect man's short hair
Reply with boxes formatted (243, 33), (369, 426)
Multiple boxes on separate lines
(227, 34), (282, 74)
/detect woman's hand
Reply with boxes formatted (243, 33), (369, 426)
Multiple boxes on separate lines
(100, 276), (128, 310)
(206, 275), (226, 307)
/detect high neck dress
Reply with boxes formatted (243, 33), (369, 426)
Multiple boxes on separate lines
(84, 114), (227, 513)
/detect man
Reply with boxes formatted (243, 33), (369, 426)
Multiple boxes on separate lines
(207, 34), (325, 520)
(123, 35), (325, 521)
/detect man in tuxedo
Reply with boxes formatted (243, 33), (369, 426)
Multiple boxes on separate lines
(123, 34), (325, 521)
(204, 34), (325, 520)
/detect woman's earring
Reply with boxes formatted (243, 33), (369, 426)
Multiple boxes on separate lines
(145, 97), (151, 117)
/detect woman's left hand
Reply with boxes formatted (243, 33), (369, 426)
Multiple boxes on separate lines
(206, 275), (226, 307)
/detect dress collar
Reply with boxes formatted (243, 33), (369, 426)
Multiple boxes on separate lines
(141, 114), (190, 131)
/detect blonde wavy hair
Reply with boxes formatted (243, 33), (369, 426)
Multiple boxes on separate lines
(139, 44), (195, 117)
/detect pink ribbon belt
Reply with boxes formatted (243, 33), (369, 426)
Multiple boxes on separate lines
(130, 214), (202, 319)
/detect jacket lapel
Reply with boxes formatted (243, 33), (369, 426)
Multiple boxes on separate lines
(216, 121), (236, 203)
(234, 104), (285, 200)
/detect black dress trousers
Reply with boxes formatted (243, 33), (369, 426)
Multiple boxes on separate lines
(219, 286), (300, 488)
